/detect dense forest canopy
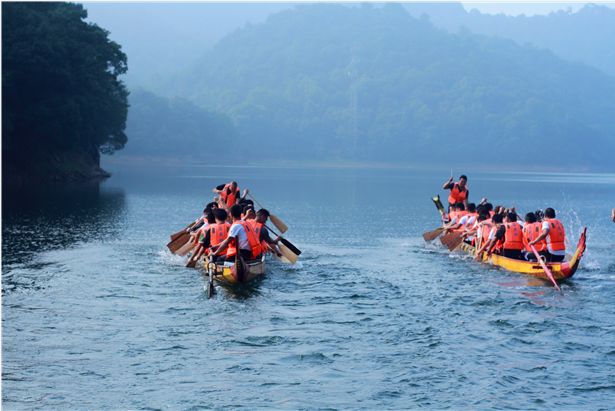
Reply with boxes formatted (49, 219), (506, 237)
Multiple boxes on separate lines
(171, 4), (615, 168)
(2, 2), (129, 181)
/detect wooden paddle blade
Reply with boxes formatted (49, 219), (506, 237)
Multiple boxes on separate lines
(270, 214), (288, 234)
(440, 232), (453, 246)
(170, 222), (196, 241)
(167, 232), (190, 253)
(278, 242), (298, 264)
(273, 253), (292, 264)
(176, 240), (195, 257)
(185, 258), (197, 268)
(280, 237), (301, 255)
(446, 233), (464, 251)
(423, 227), (444, 242)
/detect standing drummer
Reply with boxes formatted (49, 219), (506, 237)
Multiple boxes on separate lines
(442, 174), (469, 211)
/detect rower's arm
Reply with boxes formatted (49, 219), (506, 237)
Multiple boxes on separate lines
(212, 236), (233, 256)
(530, 228), (549, 245)
(442, 177), (454, 189)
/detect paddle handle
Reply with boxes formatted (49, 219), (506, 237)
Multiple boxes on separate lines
(530, 245), (561, 292)
(247, 192), (265, 210)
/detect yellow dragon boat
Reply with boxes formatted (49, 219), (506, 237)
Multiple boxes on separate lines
(430, 195), (587, 282)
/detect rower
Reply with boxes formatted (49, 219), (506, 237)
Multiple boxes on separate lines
(442, 174), (469, 211)
(475, 213), (504, 260)
(213, 181), (241, 209)
(491, 212), (524, 260)
(449, 203), (477, 232)
(522, 212), (547, 261)
(210, 204), (262, 263)
(247, 209), (282, 257)
(242, 205), (256, 221)
(529, 207), (566, 262)
(191, 208), (228, 264)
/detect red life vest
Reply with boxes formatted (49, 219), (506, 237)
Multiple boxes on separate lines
(523, 222), (546, 252)
(544, 218), (566, 252)
(503, 222), (524, 250)
(220, 184), (240, 208)
(448, 182), (468, 204)
(226, 221), (262, 259)
(209, 222), (230, 253)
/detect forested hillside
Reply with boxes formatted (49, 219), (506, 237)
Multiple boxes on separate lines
(173, 4), (615, 168)
(2, 2), (128, 183)
(123, 90), (236, 158)
(405, 3), (615, 77)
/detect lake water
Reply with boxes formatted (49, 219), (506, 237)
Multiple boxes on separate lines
(3, 164), (615, 409)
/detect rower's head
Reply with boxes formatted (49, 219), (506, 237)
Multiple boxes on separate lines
(505, 212), (518, 223)
(256, 208), (270, 224)
(484, 203), (493, 212)
(230, 181), (238, 191)
(456, 202), (465, 211)
(477, 211), (490, 222)
(494, 205), (503, 215)
(230, 204), (243, 220)
(525, 212), (537, 224)
(535, 209), (544, 222)
(242, 205), (255, 220)
(467, 203), (476, 213)
(204, 209), (215, 224)
(458, 175), (467, 188)
(544, 208), (556, 219)
(492, 213), (504, 225)
(214, 208), (228, 223)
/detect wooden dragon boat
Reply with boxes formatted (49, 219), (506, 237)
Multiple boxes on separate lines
(203, 255), (266, 297)
(429, 195), (587, 282)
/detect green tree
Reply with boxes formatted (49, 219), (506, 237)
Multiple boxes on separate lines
(2, 2), (129, 179)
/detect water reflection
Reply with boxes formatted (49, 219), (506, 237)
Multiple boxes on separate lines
(2, 181), (126, 276)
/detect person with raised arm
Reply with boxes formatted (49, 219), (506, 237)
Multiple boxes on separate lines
(442, 174), (469, 211)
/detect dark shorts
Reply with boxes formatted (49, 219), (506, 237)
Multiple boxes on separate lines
(502, 249), (524, 260)
(524, 250), (548, 262)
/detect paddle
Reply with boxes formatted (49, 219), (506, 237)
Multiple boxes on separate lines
(205, 259), (216, 298)
(264, 223), (301, 255)
(176, 235), (196, 256)
(278, 242), (298, 264)
(185, 255), (198, 268)
(423, 226), (445, 242)
(167, 231), (191, 253)
(530, 245), (561, 292)
(170, 222), (194, 241)
(445, 231), (465, 251)
(247, 193), (288, 233)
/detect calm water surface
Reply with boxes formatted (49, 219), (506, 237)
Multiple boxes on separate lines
(3, 165), (615, 409)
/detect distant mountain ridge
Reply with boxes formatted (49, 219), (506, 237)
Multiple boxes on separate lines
(405, 3), (615, 77)
(170, 4), (615, 169)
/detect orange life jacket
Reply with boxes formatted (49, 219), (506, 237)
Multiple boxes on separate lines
(209, 222), (230, 253)
(226, 221), (262, 259)
(522, 222), (546, 252)
(478, 221), (493, 247)
(448, 182), (468, 204)
(544, 218), (566, 252)
(220, 184), (240, 208)
(503, 222), (524, 250)
(247, 220), (270, 254)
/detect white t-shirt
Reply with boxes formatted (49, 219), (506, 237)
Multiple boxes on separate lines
(229, 222), (250, 250)
(542, 221), (565, 255)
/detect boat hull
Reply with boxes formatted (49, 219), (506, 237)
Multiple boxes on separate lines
(457, 228), (586, 281)
(207, 255), (266, 286)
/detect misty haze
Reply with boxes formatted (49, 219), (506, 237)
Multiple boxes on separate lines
(3, 2), (615, 410)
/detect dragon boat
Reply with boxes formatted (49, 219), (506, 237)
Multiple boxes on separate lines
(429, 195), (587, 282)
